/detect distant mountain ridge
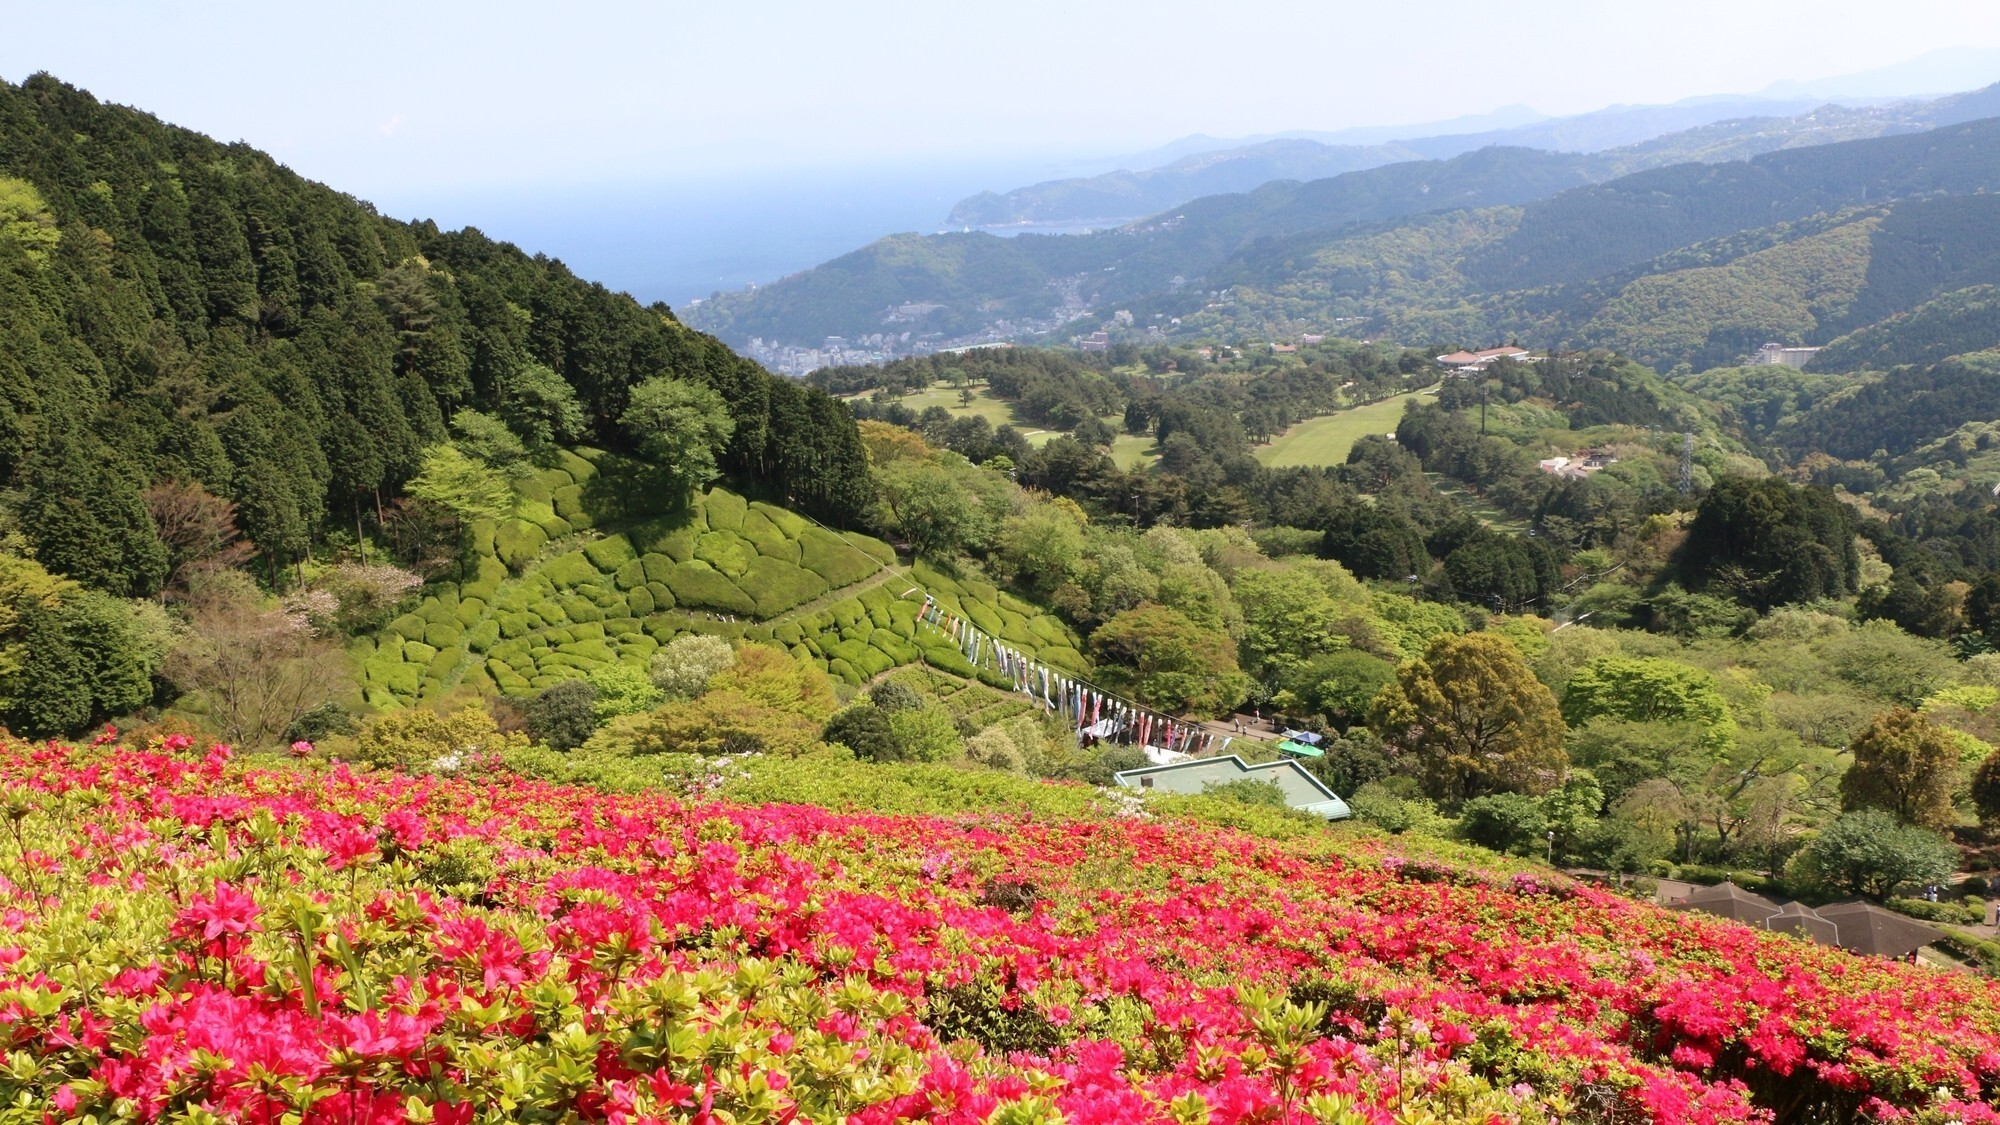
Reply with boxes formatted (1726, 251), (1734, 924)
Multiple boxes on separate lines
(947, 139), (1427, 227)
(947, 84), (2000, 230)
(689, 102), (2000, 375)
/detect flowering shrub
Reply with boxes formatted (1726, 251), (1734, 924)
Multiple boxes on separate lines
(1, 736), (1999, 1124)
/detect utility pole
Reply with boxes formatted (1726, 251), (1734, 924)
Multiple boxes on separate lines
(1480, 385), (1489, 436)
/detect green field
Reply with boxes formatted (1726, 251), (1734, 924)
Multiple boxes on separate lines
(1109, 431), (1158, 469)
(1252, 390), (1435, 468)
(1427, 473), (1532, 532)
(845, 385), (1024, 430)
(845, 385), (1123, 451)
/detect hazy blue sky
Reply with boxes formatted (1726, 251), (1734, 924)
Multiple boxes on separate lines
(7, 0), (2000, 199)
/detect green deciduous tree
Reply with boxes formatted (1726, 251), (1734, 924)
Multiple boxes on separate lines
(886, 703), (962, 763)
(1089, 604), (1252, 717)
(1839, 708), (1960, 829)
(874, 458), (985, 561)
(498, 362), (586, 449)
(1541, 769), (1606, 862)
(407, 444), (515, 524)
(1561, 656), (1737, 753)
(588, 663), (664, 721)
(995, 504), (1086, 596)
(1232, 562), (1362, 676)
(1371, 632), (1567, 805)
(1458, 792), (1549, 855)
(1277, 649), (1397, 731)
(1791, 809), (1957, 899)
(450, 409), (529, 470)
(621, 376), (736, 490)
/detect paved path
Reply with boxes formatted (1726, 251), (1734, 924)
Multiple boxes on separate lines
(760, 562), (911, 626)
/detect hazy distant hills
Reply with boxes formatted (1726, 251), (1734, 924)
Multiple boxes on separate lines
(688, 94), (2000, 373)
(946, 85), (2000, 229)
(946, 139), (1427, 227)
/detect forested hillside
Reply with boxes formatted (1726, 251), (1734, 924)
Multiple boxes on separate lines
(694, 107), (2000, 371)
(0, 73), (872, 594)
(1460, 117), (2000, 290)
(1810, 284), (2000, 370)
(0, 74), (871, 736)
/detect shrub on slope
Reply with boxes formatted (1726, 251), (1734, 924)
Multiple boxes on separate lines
(2, 736), (1998, 1123)
(362, 449), (1082, 703)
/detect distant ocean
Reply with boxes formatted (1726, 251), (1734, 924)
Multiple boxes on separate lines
(372, 157), (1107, 310)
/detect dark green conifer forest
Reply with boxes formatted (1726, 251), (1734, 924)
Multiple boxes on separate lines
(0, 74), (872, 600)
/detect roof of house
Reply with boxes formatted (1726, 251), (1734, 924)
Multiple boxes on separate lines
(1667, 885), (1948, 959)
(1436, 351), (1482, 365)
(1812, 901), (1949, 959)
(1764, 901), (1840, 945)
(1113, 755), (1351, 819)
(1667, 881), (1783, 924)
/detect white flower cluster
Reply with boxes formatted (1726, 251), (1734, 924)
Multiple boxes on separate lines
(678, 752), (755, 799)
(1095, 787), (1151, 820)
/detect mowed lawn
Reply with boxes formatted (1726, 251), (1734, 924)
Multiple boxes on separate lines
(1253, 390), (1435, 468)
(1108, 431), (1158, 469)
(843, 386), (1134, 454)
(842, 385), (1033, 432)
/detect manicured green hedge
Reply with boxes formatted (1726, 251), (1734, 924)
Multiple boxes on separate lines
(362, 458), (1080, 705)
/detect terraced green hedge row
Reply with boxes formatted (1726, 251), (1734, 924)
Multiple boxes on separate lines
(359, 450), (1084, 704)
(880, 666), (1035, 729)
(739, 561), (1088, 688)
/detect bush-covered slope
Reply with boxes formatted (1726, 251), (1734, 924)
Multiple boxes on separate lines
(361, 449), (1082, 703)
(5, 736), (2000, 1124)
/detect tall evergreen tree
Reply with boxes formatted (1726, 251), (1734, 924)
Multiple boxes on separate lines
(20, 428), (168, 597)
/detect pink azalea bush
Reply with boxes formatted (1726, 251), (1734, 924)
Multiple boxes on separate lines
(0, 736), (1998, 1124)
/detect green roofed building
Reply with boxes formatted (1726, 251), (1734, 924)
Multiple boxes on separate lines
(1113, 756), (1352, 820)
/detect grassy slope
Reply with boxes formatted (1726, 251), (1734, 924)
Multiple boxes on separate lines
(850, 385), (1157, 462)
(358, 449), (1085, 705)
(1108, 431), (1159, 469)
(1253, 390), (1436, 467)
(845, 385), (1063, 440)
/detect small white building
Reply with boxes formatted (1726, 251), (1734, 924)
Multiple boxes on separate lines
(1750, 342), (1821, 368)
